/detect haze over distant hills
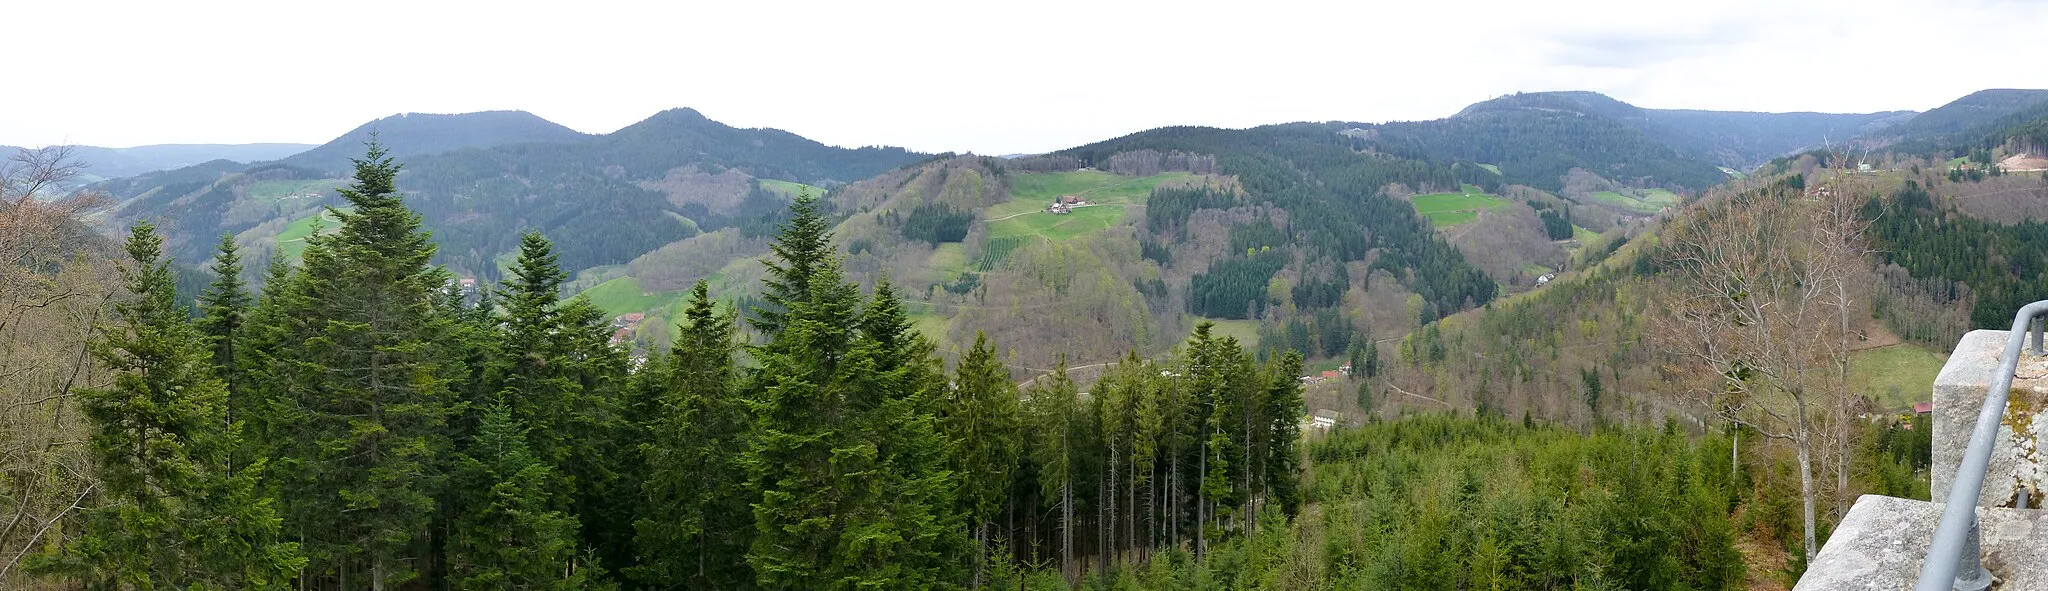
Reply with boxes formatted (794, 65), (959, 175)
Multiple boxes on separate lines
(0, 142), (315, 180)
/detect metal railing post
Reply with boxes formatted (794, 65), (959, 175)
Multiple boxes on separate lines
(2032, 316), (2044, 356)
(1916, 300), (2048, 591)
(1954, 517), (1991, 591)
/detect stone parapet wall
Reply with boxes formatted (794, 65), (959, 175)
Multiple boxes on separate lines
(1932, 330), (2048, 508)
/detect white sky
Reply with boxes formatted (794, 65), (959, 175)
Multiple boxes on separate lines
(10, 0), (2048, 155)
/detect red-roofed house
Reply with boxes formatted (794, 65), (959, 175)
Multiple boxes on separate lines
(1321, 370), (1341, 380)
(1913, 401), (1934, 415)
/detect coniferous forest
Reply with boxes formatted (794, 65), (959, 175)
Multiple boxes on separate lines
(10, 141), (1781, 591)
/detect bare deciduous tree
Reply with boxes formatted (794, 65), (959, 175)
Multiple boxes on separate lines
(0, 146), (115, 587)
(1657, 165), (1868, 563)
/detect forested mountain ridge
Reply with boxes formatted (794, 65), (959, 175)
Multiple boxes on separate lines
(87, 108), (927, 274)
(1372, 91), (1911, 187)
(1859, 88), (2048, 150)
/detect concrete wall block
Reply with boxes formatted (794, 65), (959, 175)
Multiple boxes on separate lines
(1932, 330), (2048, 508)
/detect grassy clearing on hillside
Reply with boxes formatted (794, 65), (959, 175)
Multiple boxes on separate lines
(276, 206), (350, 260)
(249, 178), (345, 203)
(1718, 166), (1746, 179)
(1477, 163), (1501, 175)
(906, 308), (950, 342)
(984, 171), (1195, 243)
(1409, 185), (1510, 228)
(927, 243), (968, 273)
(1200, 317), (1261, 349)
(1851, 344), (1947, 411)
(1587, 189), (1676, 214)
(758, 179), (828, 198)
(578, 276), (683, 318)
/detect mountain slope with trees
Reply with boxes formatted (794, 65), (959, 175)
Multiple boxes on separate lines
(1370, 91), (1908, 184)
(1861, 88), (2048, 150)
(88, 108), (928, 275)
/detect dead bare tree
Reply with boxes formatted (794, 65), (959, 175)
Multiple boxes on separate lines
(1657, 168), (1868, 563)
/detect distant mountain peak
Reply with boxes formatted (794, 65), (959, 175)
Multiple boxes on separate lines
(1453, 91), (1643, 120)
(282, 110), (588, 173)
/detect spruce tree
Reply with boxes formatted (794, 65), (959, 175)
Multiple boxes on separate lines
(751, 189), (831, 335)
(267, 142), (450, 588)
(551, 293), (635, 576)
(1262, 350), (1305, 516)
(196, 233), (248, 422)
(839, 278), (966, 588)
(445, 405), (587, 590)
(32, 223), (301, 589)
(634, 280), (751, 589)
(943, 331), (1020, 587)
(743, 249), (865, 588)
(495, 230), (578, 470)
(1024, 358), (1081, 582)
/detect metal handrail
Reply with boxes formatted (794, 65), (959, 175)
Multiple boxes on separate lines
(1916, 300), (2048, 591)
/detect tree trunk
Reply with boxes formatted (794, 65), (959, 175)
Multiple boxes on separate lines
(973, 522), (985, 589)
(1798, 423), (1819, 563)
(1198, 429), (1208, 559)
(1062, 480), (1073, 584)
(1732, 427), (1740, 481)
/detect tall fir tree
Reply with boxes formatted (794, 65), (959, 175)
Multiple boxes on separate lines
(551, 293), (636, 576)
(743, 244), (865, 588)
(195, 233), (248, 429)
(494, 230), (578, 469)
(1024, 358), (1082, 582)
(263, 141), (451, 588)
(942, 331), (1020, 587)
(838, 278), (966, 588)
(445, 404), (588, 590)
(1261, 350), (1305, 517)
(750, 189), (831, 336)
(32, 223), (302, 589)
(633, 280), (752, 589)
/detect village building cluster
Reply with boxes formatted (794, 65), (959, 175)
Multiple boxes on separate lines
(1046, 195), (1087, 214)
(609, 312), (645, 346)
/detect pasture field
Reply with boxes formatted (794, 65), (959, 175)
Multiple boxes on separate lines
(983, 170), (1196, 243)
(928, 243), (968, 273)
(1199, 317), (1262, 350)
(1850, 344), (1948, 411)
(578, 276), (683, 318)
(1409, 185), (1510, 227)
(759, 179), (829, 198)
(1587, 189), (1678, 214)
(276, 206), (351, 260)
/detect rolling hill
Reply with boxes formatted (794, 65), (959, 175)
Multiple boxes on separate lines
(1349, 91), (1911, 193)
(1861, 88), (2048, 150)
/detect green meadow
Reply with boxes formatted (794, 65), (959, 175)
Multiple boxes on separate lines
(984, 170), (1195, 243)
(1409, 185), (1510, 227)
(276, 206), (351, 260)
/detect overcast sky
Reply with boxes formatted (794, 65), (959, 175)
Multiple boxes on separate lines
(11, 0), (2047, 155)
